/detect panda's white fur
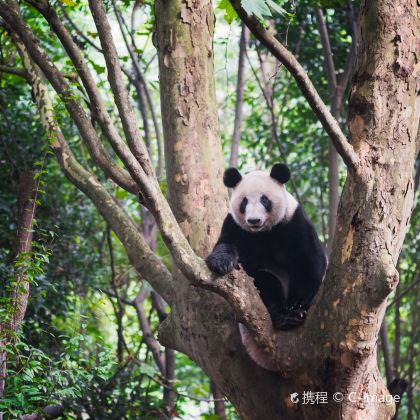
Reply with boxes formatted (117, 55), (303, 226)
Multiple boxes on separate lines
(239, 323), (280, 371)
(229, 170), (298, 233)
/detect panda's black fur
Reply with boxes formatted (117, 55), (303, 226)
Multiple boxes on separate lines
(206, 163), (327, 331)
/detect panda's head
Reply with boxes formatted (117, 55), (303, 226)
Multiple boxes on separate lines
(224, 164), (296, 233)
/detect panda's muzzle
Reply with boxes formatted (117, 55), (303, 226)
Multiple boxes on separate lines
(247, 218), (263, 230)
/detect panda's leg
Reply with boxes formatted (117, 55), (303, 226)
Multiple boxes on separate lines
(268, 272), (311, 329)
(286, 272), (320, 312)
(253, 269), (289, 328)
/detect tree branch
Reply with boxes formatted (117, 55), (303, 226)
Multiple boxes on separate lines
(0, 64), (29, 80)
(229, 0), (359, 171)
(88, 0), (153, 175)
(315, 8), (337, 93)
(133, 286), (166, 375)
(24, 0), (145, 195)
(9, 28), (174, 304)
(0, 1), (138, 194)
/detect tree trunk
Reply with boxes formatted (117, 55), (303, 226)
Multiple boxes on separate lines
(380, 319), (396, 385)
(211, 381), (227, 420)
(0, 170), (38, 419)
(229, 23), (249, 168)
(155, 1), (419, 418)
(154, 1), (292, 417)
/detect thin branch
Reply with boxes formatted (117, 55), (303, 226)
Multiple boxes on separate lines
(57, 2), (102, 53)
(337, 0), (358, 92)
(133, 286), (166, 375)
(394, 282), (401, 376)
(228, 0), (359, 171)
(0, 64), (29, 80)
(211, 381), (227, 420)
(380, 320), (396, 385)
(106, 226), (130, 361)
(163, 348), (176, 416)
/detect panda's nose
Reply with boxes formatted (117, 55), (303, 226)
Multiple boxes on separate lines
(247, 218), (261, 225)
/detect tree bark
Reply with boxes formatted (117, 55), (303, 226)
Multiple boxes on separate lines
(0, 170), (38, 418)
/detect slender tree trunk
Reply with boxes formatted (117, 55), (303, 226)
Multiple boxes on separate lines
(229, 23), (249, 168)
(211, 381), (227, 420)
(394, 281), (401, 377)
(406, 289), (418, 420)
(315, 8), (353, 253)
(0, 170), (38, 419)
(380, 319), (396, 385)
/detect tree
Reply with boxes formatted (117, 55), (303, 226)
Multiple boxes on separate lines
(0, 0), (419, 418)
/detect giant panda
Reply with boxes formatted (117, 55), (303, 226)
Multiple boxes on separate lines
(206, 164), (327, 368)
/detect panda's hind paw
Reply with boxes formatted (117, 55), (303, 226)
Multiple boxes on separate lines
(272, 306), (307, 330)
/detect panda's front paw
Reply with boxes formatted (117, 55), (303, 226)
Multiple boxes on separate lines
(206, 244), (239, 276)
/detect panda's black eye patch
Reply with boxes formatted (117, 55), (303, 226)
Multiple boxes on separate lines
(260, 195), (272, 211)
(239, 197), (248, 214)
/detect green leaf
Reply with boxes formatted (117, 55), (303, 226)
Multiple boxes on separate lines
(61, 0), (76, 6)
(241, 0), (271, 19)
(265, 0), (286, 15)
(91, 62), (106, 75)
(217, 0), (238, 24)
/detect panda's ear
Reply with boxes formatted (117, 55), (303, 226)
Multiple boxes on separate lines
(223, 168), (242, 188)
(270, 163), (290, 184)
